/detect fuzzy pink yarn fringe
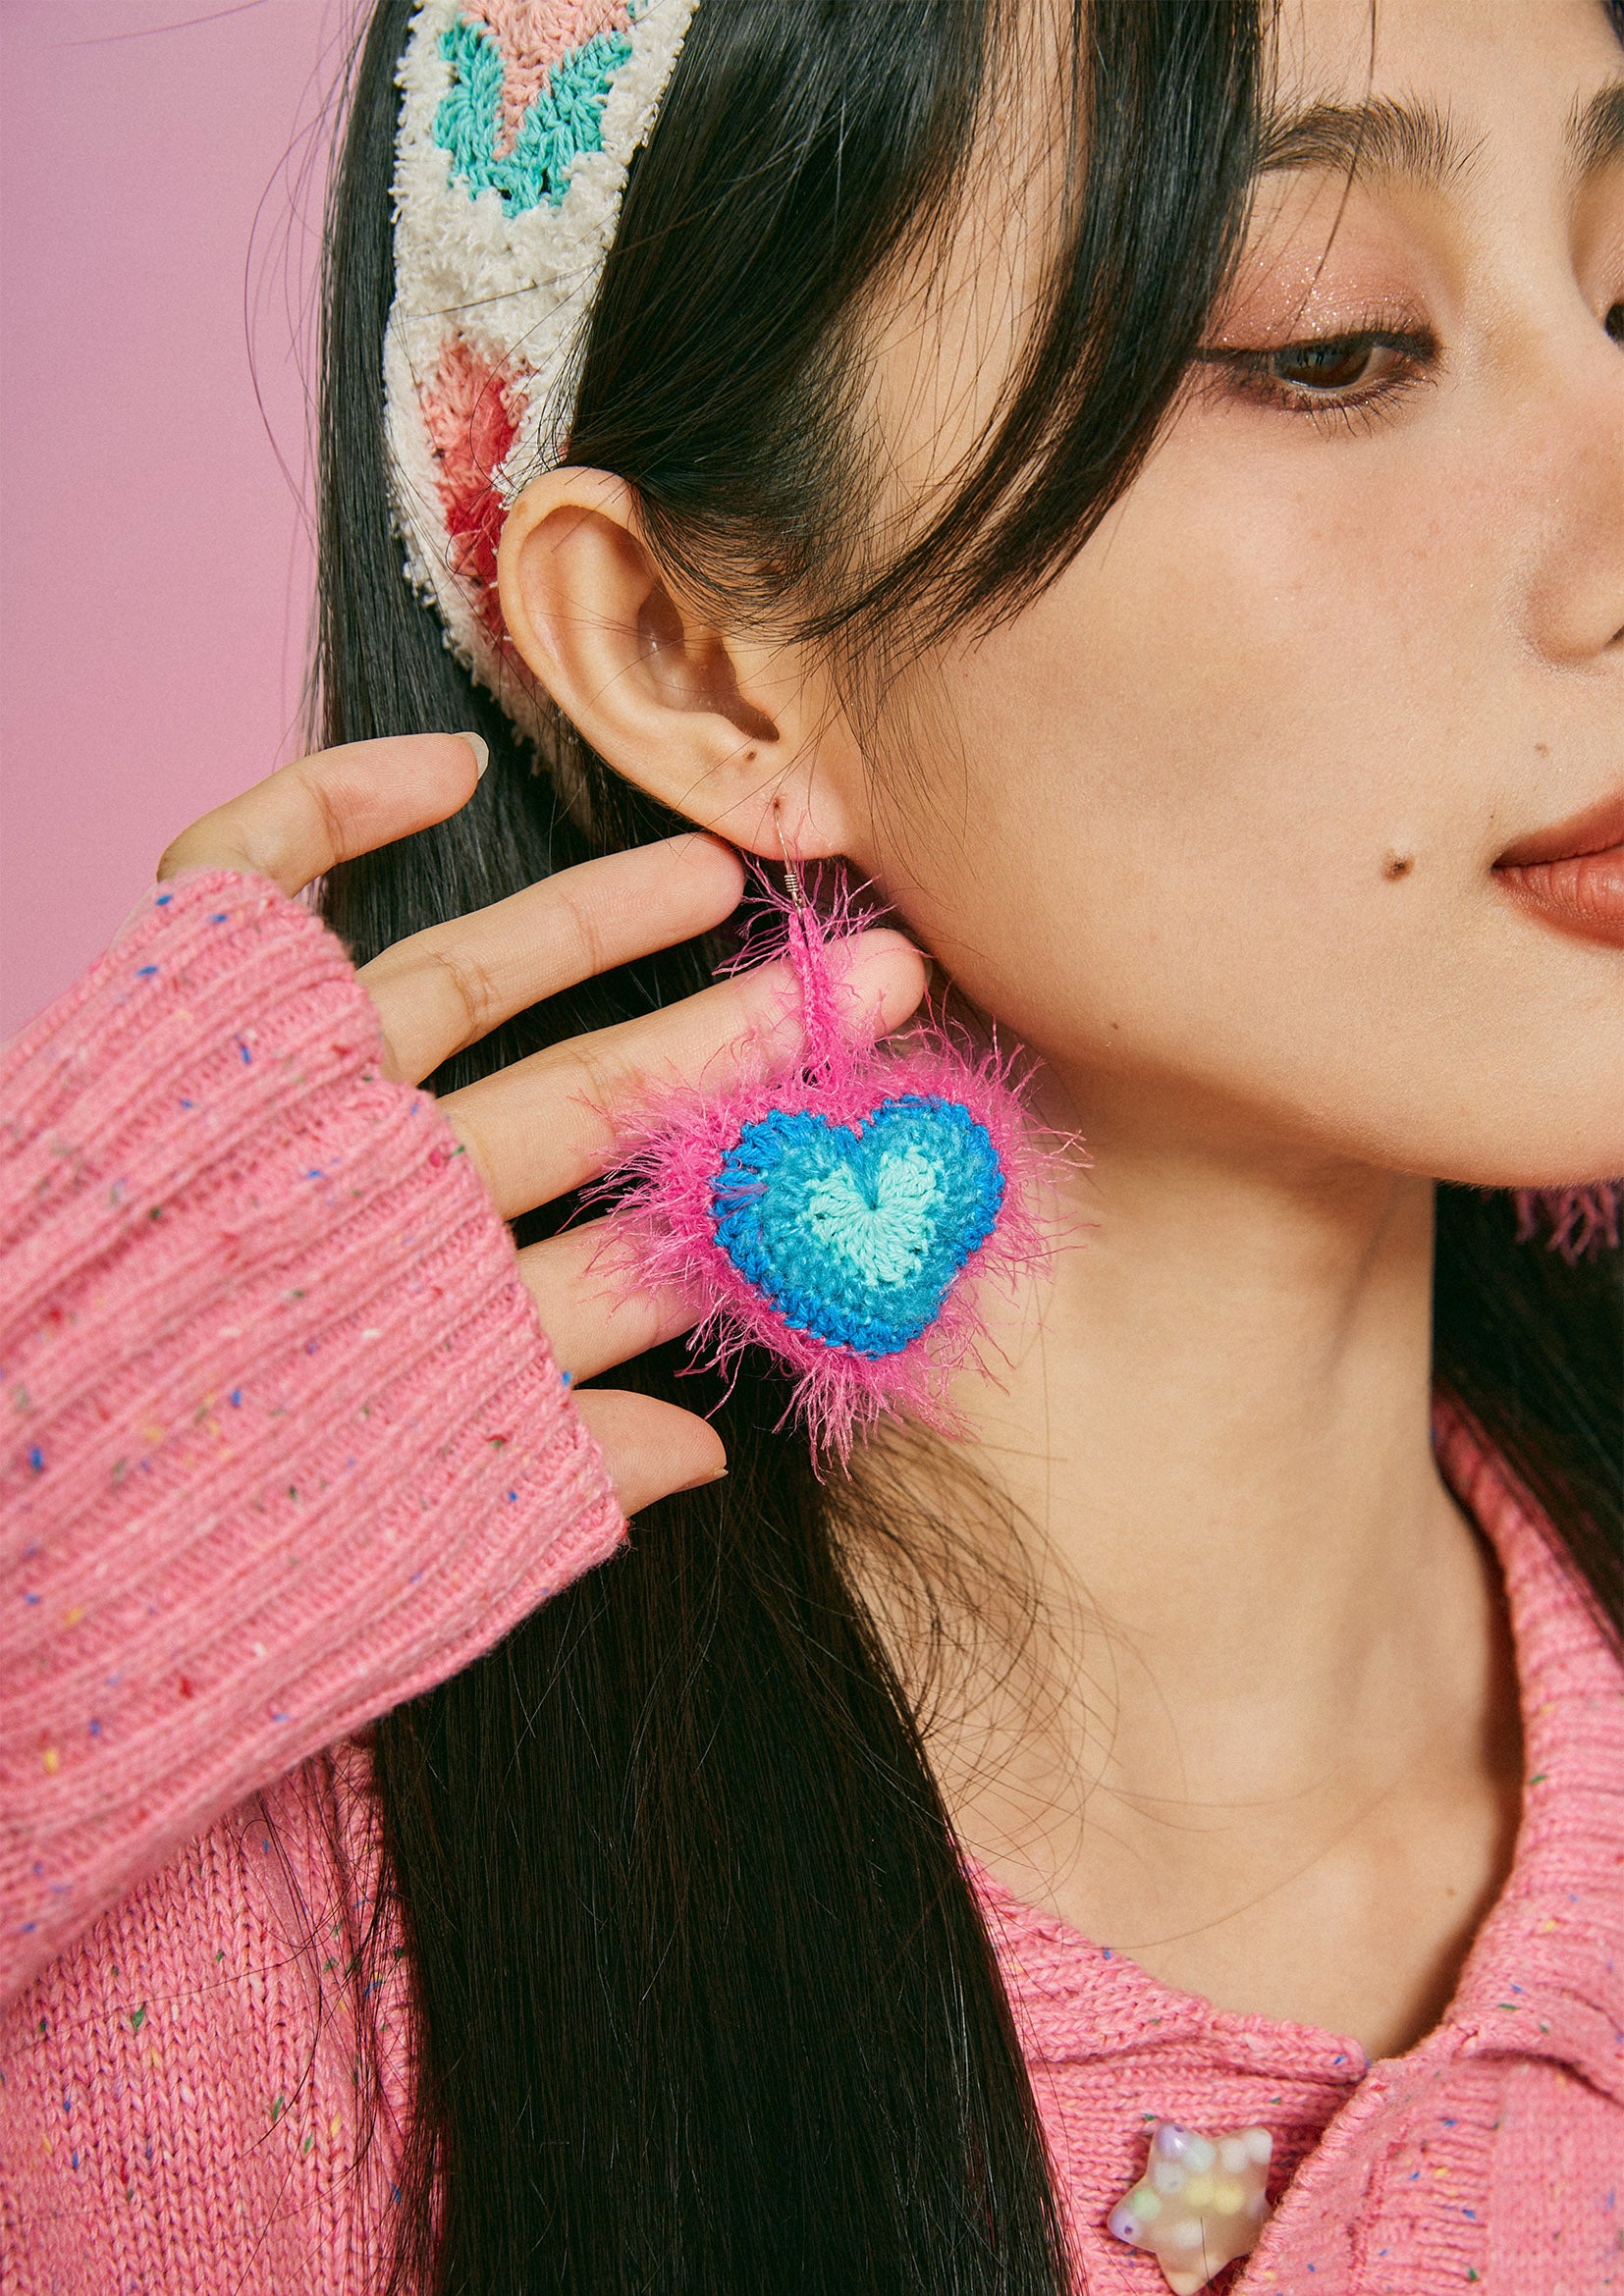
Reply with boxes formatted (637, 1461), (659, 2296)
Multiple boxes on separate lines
(1511, 1182), (1622, 1261)
(589, 872), (1065, 1464)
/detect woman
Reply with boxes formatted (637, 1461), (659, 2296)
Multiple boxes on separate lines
(3, 0), (1619, 2288)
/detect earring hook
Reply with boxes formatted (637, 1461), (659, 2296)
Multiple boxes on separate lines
(772, 797), (806, 916)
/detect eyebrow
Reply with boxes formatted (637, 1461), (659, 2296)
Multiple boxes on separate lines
(1569, 80), (1624, 175)
(1257, 96), (1475, 191)
(1257, 79), (1624, 192)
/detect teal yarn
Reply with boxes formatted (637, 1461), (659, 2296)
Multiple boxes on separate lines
(434, 15), (634, 213)
(803, 1143), (945, 1289)
(712, 1097), (1006, 1359)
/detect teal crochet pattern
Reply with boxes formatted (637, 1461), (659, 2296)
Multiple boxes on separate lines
(434, 13), (634, 213)
(711, 1097), (1006, 1359)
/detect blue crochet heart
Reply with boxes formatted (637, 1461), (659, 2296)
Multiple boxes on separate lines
(711, 1095), (1005, 1358)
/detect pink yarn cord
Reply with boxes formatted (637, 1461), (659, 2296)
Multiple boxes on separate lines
(1511, 1183), (1622, 1261)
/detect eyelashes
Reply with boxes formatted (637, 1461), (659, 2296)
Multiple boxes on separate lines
(1195, 317), (1441, 436)
(1195, 267), (1624, 434)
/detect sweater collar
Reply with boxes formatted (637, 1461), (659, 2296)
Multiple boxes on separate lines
(1425, 1403), (1624, 2108)
(974, 1403), (1624, 2107)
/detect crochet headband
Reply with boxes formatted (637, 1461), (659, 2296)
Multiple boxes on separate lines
(385, 0), (700, 732)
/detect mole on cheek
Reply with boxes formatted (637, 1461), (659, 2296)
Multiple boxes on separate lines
(1381, 848), (1416, 881)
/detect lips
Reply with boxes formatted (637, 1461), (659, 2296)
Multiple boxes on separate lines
(1494, 787), (1624, 950)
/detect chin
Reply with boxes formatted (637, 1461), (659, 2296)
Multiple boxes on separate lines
(1426, 1145), (1624, 1196)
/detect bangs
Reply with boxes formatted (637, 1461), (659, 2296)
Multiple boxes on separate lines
(568, 0), (1263, 653)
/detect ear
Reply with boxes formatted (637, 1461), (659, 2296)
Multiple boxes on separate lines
(497, 467), (866, 860)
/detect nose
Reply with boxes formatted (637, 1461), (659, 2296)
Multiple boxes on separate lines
(1515, 299), (1624, 666)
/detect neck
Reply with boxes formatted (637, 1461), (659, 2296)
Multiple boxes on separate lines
(961, 1079), (1460, 1692)
(890, 1071), (1521, 2047)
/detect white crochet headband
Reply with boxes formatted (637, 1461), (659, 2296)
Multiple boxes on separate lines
(384, 0), (700, 731)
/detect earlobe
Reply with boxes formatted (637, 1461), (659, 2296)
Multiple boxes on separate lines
(496, 467), (864, 863)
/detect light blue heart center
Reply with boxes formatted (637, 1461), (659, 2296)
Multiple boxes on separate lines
(801, 1143), (941, 1287)
(711, 1095), (1005, 1358)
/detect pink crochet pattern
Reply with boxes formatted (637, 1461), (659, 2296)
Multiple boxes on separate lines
(418, 335), (525, 636)
(1, 881), (1620, 2291)
(0, 870), (624, 1998)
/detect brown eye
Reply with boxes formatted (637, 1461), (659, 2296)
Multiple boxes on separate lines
(1606, 302), (1623, 346)
(1268, 337), (1387, 392)
(1199, 320), (1435, 427)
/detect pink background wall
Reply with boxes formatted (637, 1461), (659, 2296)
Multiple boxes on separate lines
(1, 0), (346, 1039)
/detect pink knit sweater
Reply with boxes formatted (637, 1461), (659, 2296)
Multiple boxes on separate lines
(2, 873), (1620, 2294)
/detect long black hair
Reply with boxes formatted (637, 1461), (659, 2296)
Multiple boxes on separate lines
(313, 2), (1622, 2287)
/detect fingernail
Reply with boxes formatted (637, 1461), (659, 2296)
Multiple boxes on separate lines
(459, 730), (490, 779)
(680, 1464), (728, 1491)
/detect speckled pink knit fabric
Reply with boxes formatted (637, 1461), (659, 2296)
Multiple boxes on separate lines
(1, 875), (1620, 2292)
(0, 871), (625, 2000)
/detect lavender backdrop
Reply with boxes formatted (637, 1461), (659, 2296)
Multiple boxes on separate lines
(1, 0), (343, 1037)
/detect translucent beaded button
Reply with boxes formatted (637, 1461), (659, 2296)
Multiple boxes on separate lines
(1107, 2118), (1273, 2294)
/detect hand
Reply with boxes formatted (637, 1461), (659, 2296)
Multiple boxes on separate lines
(157, 734), (927, 1513)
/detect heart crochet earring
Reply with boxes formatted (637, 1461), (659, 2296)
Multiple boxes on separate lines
(591, 839), (1058, 1463)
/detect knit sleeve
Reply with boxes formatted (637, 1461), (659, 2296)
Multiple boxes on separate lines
(0, 871), (626, 1999)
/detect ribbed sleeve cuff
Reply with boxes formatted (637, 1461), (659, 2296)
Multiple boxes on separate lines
(1, 871), (625, 1996)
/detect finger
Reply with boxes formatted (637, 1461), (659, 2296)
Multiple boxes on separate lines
(360, 834), (745, 1086)
(442, 927), (929, 1219)
(156, 733), (486, 895)
(571, 1389), (727, 1515)
(514, 1218), (698, 1384)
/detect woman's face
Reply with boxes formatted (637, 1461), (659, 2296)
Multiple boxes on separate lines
(853, 0), (1624, 1186)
